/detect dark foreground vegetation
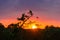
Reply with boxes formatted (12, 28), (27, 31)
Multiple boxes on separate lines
(0, 23), (60, 40)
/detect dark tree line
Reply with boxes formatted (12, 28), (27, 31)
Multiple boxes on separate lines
(0, 23), (60, 40)
(0, 10), (60, 40)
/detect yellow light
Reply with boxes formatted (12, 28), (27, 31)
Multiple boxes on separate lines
(32, 25), (37, 29)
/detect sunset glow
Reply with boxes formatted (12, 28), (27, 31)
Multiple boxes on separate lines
(0, 0), (60, 29)
(31, 24), (37, 29)
(0, 0), (60, 40)
(0, 18), (60, 29)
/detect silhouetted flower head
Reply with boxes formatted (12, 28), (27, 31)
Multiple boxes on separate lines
(28, 10), (33, 16)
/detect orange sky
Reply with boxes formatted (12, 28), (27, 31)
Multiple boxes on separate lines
(0, 17), (60, 29)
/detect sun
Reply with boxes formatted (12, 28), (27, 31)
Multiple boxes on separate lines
(23, 21), (39, 29)
(31, 25), (37, 29)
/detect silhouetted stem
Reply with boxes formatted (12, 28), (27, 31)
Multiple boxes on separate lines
(20, 15), (32, 28)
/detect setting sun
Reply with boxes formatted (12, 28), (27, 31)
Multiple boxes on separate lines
(31, 24), (37, 29)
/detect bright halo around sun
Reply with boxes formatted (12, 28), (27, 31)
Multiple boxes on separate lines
(31, 24), (37, 29)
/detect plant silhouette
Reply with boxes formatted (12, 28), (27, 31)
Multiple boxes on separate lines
(0, 10), (60, 40)
(17, 10), (33, 28)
